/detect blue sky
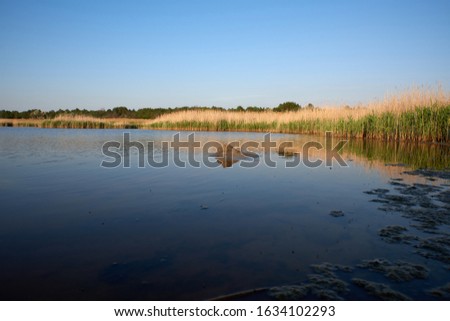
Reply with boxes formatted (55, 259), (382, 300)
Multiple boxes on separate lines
(1, 0), (449, 110)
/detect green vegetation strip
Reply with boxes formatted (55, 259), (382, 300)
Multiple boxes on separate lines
(148, 106), (450, 142)
(1, 105), (449, 142)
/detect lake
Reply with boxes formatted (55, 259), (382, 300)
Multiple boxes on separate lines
(0, 127), (449, 300)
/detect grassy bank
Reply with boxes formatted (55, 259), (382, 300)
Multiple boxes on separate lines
(1, 89), (449, 142)
(148, 105), (449, 141)
(147, 89), (450, 142)
(0, 117), (147, 129)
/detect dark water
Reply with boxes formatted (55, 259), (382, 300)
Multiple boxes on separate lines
(0, 127), (449, 300)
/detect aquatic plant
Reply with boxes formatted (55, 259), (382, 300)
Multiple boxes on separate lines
(146, 87), (450, 142)
(148, 104), (449, 142)
(1, 87), (449, 142)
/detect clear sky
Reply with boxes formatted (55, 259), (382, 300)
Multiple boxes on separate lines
(1, 0), (449, 111)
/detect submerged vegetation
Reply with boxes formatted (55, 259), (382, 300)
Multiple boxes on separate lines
(1, 88), (449, 142)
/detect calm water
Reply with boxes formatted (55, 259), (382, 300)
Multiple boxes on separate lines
(0, 127), (449, 300)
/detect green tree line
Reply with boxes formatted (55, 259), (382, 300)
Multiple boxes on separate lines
(0, 102), (312, 119)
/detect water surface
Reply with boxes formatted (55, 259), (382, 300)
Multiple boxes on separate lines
(0, 127), (448, 300)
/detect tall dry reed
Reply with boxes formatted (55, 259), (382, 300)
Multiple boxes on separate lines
(1, 87), (449, 142)
(148, 87), (450, 142)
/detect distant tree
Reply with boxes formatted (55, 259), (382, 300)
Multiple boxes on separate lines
(29, 109), (44, 119)
(45, 110), (56, 119)
(228, 106), (245, 112)
(112, 106), (130, 118)
(0, 110), (14, 118)
(273, 101), (301, 112)
(246, 106), (265, 112)
(135, 108), (172, 119)
(305, 103), (314, 110)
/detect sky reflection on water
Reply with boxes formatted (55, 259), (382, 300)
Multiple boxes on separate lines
(0, 127), (448, 300)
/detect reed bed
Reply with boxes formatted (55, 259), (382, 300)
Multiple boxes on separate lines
(149, 88), (450, 142)
(148, 105), (449, 142)
(1, 88), (449, 142)
(0, 116), (146, 129)
(41, 115), (148, 129)
(0, 118), (41, 127)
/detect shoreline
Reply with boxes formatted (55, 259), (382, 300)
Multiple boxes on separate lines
(1, 123), (449, 171)
(1, 120), (449, 145)
(1, 108), (449, 143)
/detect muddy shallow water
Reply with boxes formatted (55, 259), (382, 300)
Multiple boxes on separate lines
(0, 127), (448, 300)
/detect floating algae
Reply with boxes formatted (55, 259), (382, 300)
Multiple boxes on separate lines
(367, 176), (449, 233)
(378, 225), (418, 244)
(414, 235), (450, 264)
(368, 188), (416, 212)
(259, 174), (449, 301)
(269, 283), (347, 301)
(352, 278), (411, 300)
(401, 183), (442, 195)
(329, 210), (345, 217)
(366, 170), (450, 298)
(364, 188), (390, 195)
(310, 262), (354, 276)
(427, 283), (450, 299)
(389, 181), (408, 187)
(269, 285), (311, 300)
(307, 274), (348, 293)
(382, 180), (445, 208)
(437, 190), (450, 205)
(269, 262), (352, 301)
(383, 194), (414, 205)
(377, 227), (450, 264)
(404, 208), (450, 231)
(357, 258), (429, 282)
(403, 169), (450, 180)
(268, 257), (435, 300)
(269, 278), (347, 301)
(312, 289), (345, 300)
